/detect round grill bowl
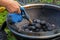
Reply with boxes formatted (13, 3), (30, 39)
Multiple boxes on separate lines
(7, 4), (60, 40)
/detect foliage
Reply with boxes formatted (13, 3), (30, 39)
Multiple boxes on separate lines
(56, 1), (60, 5)
(5, 29), (16, 40)
(0, 7), (6, 12)
(0, 10), (16, 40)
(0, 10), (8, 26)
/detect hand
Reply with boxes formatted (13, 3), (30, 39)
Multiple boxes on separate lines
(1, 0), (21, 13)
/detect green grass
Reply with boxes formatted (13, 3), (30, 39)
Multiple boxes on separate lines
(5, 29), (16, 40)
(41, 0), (52, 3)
(56, 1), (60, 5)
(0, 10), (7, 26)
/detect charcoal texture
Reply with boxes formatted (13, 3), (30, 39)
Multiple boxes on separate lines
(21, 19), (56, 32)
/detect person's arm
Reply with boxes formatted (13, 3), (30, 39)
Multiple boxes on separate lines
(0, 0), (21, 13)
(0, 0), (10, 6)
(0, 0), (5, 6)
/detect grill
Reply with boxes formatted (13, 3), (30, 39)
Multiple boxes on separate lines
(7, 4), (60, 40)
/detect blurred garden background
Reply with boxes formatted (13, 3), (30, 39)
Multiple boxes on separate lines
(0, 0), (60, 40)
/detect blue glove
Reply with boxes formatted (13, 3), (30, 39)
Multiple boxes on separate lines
(7, 7), (29, 23)
(8, 13), (23, 23)
(7, 7), (25, 23)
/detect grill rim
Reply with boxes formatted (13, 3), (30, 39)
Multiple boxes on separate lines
(7, 4), (60, 39)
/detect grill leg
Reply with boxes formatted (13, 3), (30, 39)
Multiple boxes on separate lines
(1, 21), (7, 30)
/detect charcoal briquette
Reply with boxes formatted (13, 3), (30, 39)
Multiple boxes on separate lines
(23, 24), (28, 29)
(41, 26), (48, 31)
(35, 23), (41, 28)
(35, 29), (40, 32)
(51, 24), (56, 29)
(40, 21), (46, 26)
(33, 19), (36, 22)
(47, 26), (53, 31)
(36, 19), (41, 23)
(29, 31), (32, 32)
(29, 26), (36, 30)
(25, 29), (30, 32)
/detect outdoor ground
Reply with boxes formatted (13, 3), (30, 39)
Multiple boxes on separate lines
(0, 0), (60, 40)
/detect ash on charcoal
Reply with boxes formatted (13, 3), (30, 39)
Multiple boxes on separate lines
(33, 19), (41, 23)
(28, 26), (36, 30)
(14, 19), (29, 32)
(35, 23), (41, 28)
(40, 20), (46, 26)
(22, 19), (56, 32)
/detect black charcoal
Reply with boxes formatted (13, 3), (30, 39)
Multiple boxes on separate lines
(40, 21), (46, 26)
(33, 19), (41, 23)
(29, 26), (36, 30)
(35, 29), (40, 32)
(35, 23), (41, 28)
(22, 19), (56, 32)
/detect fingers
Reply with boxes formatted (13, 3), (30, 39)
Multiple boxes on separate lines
(5, 0), (21, 13)
(14, 1), (21, 6)
(14, 1), (21, 13)
(18, 9), (21, 13)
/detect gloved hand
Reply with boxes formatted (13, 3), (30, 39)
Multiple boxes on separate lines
(7, 7), (25, 23)
(8, 7), (30, 23)
(8, 13), (23, 23)
(0, 0), (21, 13)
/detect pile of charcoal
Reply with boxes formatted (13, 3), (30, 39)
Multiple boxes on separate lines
(22, 19), (56, 32)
